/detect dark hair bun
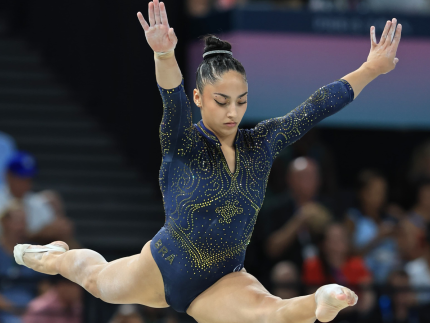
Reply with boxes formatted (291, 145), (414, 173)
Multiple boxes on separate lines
(203, 35), (232, 59)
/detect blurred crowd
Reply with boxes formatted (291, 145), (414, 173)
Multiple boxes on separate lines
(244, 128), (430, 323)
(186, 0), (430, 17)
(0, 131), (179, 323)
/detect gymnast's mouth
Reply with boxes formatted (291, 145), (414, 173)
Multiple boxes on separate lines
(224, 122), (237, 126)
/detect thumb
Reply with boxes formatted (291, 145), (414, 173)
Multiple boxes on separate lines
(168, 28), (177, 43)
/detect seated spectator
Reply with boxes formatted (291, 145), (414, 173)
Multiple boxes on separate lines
(22, 276), (83, 323)
(397, 177), (430, 263)
(186, 0), (213, 17)
(404, 223), (430, 306)
(381, 270), (418, 323)
(0, 131), (16, 187)
(303, 222), (374, 315)
(410, 140), (430, 179)
(0, 202), (45, 323)
(346, 170), (400, 283)
(264, 157), (333, 272)
(0, 151), (76, 246)
(270, 261), (300, 299)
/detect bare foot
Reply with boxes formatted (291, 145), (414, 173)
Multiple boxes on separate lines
(22, 241), (69, 275)
(315, 284), (358, 322)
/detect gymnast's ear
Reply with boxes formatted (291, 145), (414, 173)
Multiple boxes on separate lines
(193, 88), (202, 108)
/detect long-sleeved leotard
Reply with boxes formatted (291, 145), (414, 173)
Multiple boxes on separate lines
(150, 78), (354, 312)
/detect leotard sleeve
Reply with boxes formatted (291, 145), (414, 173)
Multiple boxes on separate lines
(158, 79), (193, 161)
(250, 79), (354, 163)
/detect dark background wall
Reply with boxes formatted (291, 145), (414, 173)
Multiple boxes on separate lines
(4, 0), (187, 190)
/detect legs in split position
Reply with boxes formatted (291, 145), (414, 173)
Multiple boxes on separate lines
(19, 241), (168, 307)
(18, 241), (356, 323)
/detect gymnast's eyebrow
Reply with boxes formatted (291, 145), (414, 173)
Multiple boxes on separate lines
(213, 92), (248, 99)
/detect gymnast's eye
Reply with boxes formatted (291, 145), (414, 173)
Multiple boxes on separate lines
(215, 100), (226, 106)
(238, 101), (247, 105)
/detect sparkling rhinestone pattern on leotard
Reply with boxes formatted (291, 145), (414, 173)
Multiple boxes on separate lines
(151, 78), (354, 309)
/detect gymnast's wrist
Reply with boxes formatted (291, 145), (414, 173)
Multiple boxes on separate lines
(154, 50), (175, 60)
(361, 62), (382, 78)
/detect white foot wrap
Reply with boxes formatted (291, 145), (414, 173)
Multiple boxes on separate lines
(14, 244), (67, 268)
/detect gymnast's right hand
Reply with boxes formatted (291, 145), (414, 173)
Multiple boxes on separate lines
(137, 0), (177, 53)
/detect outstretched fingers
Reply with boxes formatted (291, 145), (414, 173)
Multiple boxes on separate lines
(390, 23), (402, 52)
(160, 2), (170, 27)
(370, 26), (377, 48)
(137, 12), (150, 32)
(379, 20), (392, 46)
(148, 1), (155, 26)
(385, 18), (398, 47)
(153, 0), (162, 25)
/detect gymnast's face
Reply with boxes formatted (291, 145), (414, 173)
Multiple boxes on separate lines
(193, 70), (248, 142)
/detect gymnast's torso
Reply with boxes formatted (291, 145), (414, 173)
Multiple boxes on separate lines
(150, 78), (354, 312)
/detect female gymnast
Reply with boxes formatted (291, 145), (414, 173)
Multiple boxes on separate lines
(13, 1), (402, 322)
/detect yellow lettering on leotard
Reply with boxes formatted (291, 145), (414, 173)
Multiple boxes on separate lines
(155, 239), (163, 249)
(165, 254), (175, 265)
(158, 246), (168, 257)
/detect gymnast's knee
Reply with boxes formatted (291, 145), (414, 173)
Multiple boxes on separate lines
(81, 265), (104, 299)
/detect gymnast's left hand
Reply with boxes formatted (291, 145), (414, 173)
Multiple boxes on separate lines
(365, 18), (402, 75)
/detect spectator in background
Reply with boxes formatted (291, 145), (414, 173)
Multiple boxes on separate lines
(186, 0), (213, 17)
(263, 157), (333, 272)
(0, 131), (16, 188)
(302, 222), (374, 316)
(23, 276), (83, 323)
(397, 177), (430, 263)
(270, 261), (300, 299)
(346, 170), (400, 283)
(266, 129), (338, 202)
(404, 222), (430, 306)
(0, 151), (76, 247)
(0, 202), (45, 323)
(370, 270), (419, 323)
(409, 140), (430, 179)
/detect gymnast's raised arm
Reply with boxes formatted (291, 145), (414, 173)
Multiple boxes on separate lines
(253, 19), (402, 162)
(137, 0), (181, 89)
(138, 1), (193, 159)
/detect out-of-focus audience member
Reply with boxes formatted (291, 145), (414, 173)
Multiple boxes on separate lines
(0, 151), (76, 246)
(302, 222), (374, 315)
(370, 270), (419, 323)
(23, 277), (83, 323)
(0, 131), (16, 187)
(109, 305), (145, 323)
(270, 261), (300, 299)
(398, 177), (430, 263)
(264, 157), (332, 272)
(0, 202), (44, 323)
(186, 0), (213, 17)
(404, 223), (430, 306)
(266, 129), (338, 201)
(346, 170), (400, 283)
(410, 140), (430, 179)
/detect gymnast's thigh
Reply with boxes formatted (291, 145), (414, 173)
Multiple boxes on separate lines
(96, 240), (169, 307)
(186, 271), (282, 323)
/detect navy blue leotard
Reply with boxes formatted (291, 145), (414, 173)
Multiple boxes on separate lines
(150, 78), (354, 312)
